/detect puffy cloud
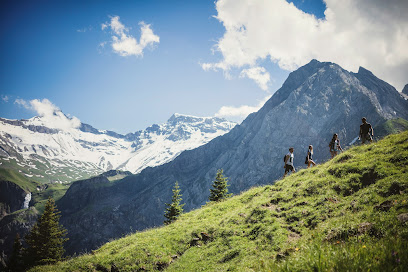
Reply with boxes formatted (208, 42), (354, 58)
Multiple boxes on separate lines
(14, 98), (80, 130)
(204, 0), (408, 90)
(215, 95), (271, 123)
(239, 67), (270, 91)
(102, 16), (160, 57)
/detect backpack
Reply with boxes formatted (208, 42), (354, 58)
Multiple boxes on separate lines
(305, 155), (309, 164)
(283, 154), (289, 162)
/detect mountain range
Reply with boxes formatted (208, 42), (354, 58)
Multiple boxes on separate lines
(53, 59), (408, 254)
(0, 114), (236, 183)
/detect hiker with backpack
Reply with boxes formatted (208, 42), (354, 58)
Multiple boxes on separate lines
(305, 145), (316, 168)
(283, 147), (295, 177)
(359, 117), (374, 144)
(329, 134), (343, 158)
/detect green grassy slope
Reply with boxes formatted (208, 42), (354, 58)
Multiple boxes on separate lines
(374, 118), (408, 139)
(0, 168), (39, 192)
(31, 132), (408, 272)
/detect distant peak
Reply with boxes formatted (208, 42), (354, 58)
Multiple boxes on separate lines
(402, 84), (408, 95)
(357, 66), (374, 76)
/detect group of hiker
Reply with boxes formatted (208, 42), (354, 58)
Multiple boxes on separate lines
(283, 117), (374, 177)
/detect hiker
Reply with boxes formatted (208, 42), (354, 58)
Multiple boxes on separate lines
(284, 147), (295, 178)
(329, 134), (343, 158)
(305, 145), (316, 168)
(359, 117), (374, 144)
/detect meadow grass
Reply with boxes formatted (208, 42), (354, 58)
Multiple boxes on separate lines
(30, 131), (408, 271)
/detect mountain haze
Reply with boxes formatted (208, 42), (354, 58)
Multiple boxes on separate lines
(58, 59), (408, 254)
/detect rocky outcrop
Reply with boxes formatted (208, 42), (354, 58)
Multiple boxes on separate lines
(0, 180), (28, 219)
(402, 84), (408, 95)
(58, 60), (408, 255)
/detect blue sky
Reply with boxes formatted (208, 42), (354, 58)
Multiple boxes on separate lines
(1, 0), (407, 133)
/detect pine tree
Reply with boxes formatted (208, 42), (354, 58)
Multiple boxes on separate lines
(209, 169), (231, 202)
(7, 233), (24, 272)
(164, 182), (185, 225)
(24, 198), (68, 266)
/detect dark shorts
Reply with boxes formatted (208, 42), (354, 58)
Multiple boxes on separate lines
(285, 164), (294, 173)
(361, 134), (372, 142)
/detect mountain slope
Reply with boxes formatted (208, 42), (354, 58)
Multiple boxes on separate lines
(57, 59), (408, 254)
(0, 114), (235, 183)
(31, 131), (408, 272)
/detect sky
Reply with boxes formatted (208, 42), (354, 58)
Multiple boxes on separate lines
(1, 0), (407, 134)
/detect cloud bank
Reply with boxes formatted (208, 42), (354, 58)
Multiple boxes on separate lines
(215, 95), (271, 123)
(203, 0), (408, 90)
(14, 98), (81, 130)
(102, 16), (160, 57)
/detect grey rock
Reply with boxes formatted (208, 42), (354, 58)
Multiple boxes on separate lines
(402, 84), (408, 95)
(397, 213), (408, 223)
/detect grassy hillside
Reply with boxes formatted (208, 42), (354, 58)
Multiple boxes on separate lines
(0, 168), (39, 192)
(374, 118), (408, 139)
(31, 131), (408, 272)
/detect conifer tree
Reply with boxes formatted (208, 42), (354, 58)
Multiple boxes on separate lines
(24, 198), (68, 266)
(164, 182), (185, 225)
(7, 233), (23, 272)
(209, 169), (231, 202)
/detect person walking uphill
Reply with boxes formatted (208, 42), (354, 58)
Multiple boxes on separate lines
(329, 134), (343, 158)
(305, 145), (316, 168)
(284, 147), (295, 178)
(359, 117), (374, 144)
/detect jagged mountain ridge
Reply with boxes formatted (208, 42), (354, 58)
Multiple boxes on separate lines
(58, 59), (408, 254)
(0, 113), (236, 182)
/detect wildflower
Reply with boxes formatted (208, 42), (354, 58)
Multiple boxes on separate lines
(336, 241), (340, 244)
(396, 258), (400, 264)
(295, 247), (299, 251)
(362, 245), (366, 248)
(392, 251), (398, 256)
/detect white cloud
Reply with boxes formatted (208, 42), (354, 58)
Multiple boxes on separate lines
(102, 16), (160, 57)
(215, 95), (271, 123)
(14, 98), (80, 130)
(1, 95), (9, 103)
(14, 98), (29, 108)
(204, 0), (408, 90)
(239, 67), (270, 91)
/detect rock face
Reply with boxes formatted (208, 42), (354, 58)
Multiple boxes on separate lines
(402, 84), (408, 95)
(0, 180), (28, 219)
(58, 60), (408, 255)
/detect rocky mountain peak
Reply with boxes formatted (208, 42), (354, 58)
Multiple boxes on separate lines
(402, 84), (408, 95)
(357, 66), (375, 76)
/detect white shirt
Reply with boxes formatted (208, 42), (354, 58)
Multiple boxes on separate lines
(286, 152), (294, 166)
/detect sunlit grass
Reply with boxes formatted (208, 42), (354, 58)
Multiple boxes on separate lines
(31, 131), (408, 271)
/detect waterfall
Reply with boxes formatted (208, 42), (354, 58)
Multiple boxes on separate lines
(22, 192), (31, 209)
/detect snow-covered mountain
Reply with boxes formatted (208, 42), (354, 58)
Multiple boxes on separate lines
(0, 113), (236, 182)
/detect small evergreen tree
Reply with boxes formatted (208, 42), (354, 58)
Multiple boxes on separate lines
(164, 182), (184, 225)
(7, 233), (24, 272)
(209, 169), (231, 202)
(24, 198), (68, 266)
